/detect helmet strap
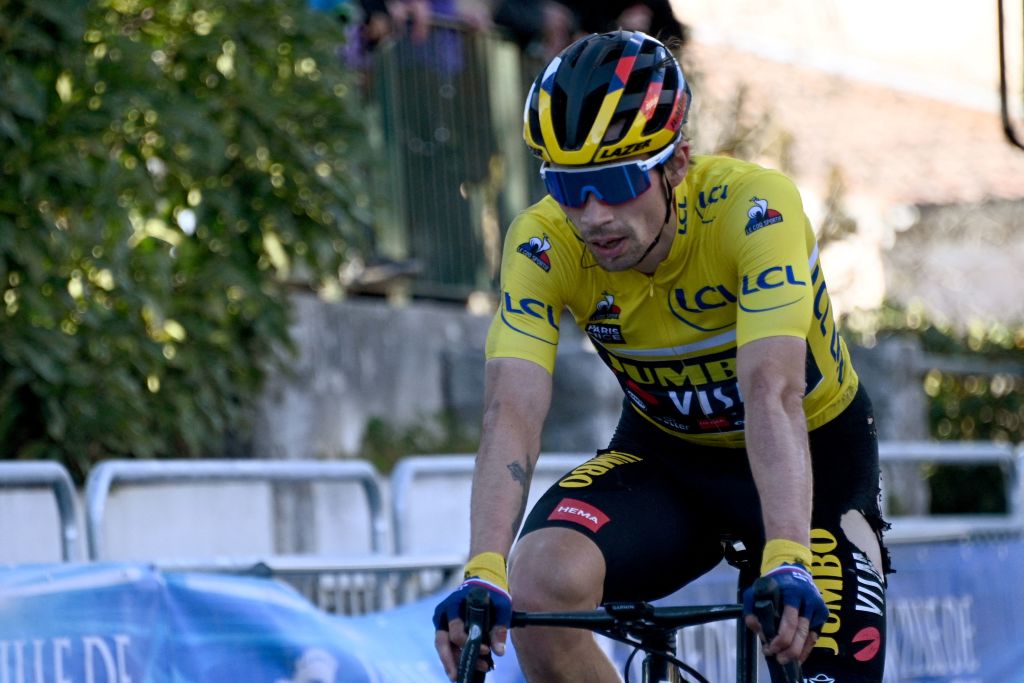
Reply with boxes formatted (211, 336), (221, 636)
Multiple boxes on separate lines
(633, 219), (664, 269)
(630, 167), (674, 270)
(661, 166), (674, 226)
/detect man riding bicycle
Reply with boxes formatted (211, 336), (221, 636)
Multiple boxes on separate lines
(433, 30), (890, 682)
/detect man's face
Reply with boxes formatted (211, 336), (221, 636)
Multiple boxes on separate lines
(560, 167), (669, 272)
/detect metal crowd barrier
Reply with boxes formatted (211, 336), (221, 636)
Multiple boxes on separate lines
(152, 552), (464, 615)
(387, 444), (1024, 554)
(0, 461), (81, 561)
(389, 444), (1024, 549)
(389, 452), (590, 555)
(880, 441), (1023, 543)
(84, 459), (387, 561)
(2, 442), (1020, 613)
(245, 553), (463, 614)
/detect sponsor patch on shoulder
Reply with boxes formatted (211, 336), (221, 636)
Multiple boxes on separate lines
(517, 234), (552, 271)
(745, 196), (784, 234)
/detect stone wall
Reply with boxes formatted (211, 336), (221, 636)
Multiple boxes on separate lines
(254, 294), (928, 461)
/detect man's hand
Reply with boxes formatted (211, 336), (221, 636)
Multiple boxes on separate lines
(433, 553), (512, 681)
(743, 562), (827, 665)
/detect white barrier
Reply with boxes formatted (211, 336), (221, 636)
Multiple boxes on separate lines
(881, 441), (1023, 542)
(388, 452), (590, 556)
(2, 443), (1021, 614)
(84, 459), (387, 561)
(0, 461), (81, 562)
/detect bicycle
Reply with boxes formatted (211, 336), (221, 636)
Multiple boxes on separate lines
(456, 540), (803, 683)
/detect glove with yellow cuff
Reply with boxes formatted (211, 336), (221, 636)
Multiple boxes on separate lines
(432, 552), (513, 636)
(741, 539), (828, 633)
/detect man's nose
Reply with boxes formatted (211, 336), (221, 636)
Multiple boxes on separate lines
(577, 194), (613, 229)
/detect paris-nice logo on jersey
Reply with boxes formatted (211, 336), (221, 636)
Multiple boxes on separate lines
(586, 292), (626, 344)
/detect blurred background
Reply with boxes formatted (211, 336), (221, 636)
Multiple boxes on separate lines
(3, 0), (1023, 500)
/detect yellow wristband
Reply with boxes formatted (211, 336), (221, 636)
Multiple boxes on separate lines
(464, 551), (509, 592)
(760, 539), (813, 575)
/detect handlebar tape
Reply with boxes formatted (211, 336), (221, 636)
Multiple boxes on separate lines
(457, 587), (492, 683)
(752, 575), (804, 683)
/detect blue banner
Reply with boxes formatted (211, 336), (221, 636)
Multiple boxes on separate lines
(882, 538), (1024, 682)
(0, 564), (381, 682)
(0, 537), (1021, 682)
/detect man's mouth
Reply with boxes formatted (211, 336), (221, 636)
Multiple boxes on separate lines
(590, 236), (625, 252)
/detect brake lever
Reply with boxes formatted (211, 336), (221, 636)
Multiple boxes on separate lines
(457, 587), (493, 683)
(752, 576), (804, 683)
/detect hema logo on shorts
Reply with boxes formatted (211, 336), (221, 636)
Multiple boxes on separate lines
(548, 498), (610, 532)
(557, 451), (642, 488)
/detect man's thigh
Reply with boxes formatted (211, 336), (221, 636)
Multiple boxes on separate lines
(517, 449), (727, 602)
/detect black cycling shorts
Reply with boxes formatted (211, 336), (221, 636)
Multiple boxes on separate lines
(518, 383), (890, 683)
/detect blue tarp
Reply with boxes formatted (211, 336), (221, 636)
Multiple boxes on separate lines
(0, 537), (1022, 682)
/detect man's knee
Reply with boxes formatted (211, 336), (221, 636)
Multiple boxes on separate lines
(840, 509), (886, 576)
(509, 527), (606, 610)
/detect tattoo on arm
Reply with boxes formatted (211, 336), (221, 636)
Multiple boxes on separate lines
(507, 456), (535, 537)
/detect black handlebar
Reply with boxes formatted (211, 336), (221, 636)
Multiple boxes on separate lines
(511, 601), (743, 629)
(751, 575), (803, 683)
(456, 587), (492, 683)
(456, 584), (800, 683)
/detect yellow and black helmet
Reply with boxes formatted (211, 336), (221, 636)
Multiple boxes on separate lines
(523, 31), (691, 166)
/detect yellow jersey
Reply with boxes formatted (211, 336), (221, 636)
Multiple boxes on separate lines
(485, 155), (859, 447)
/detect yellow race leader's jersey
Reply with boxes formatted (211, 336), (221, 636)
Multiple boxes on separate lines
(486, 155), (859, 447)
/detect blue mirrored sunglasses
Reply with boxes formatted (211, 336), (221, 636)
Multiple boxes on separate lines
(540, 142), (677, 209)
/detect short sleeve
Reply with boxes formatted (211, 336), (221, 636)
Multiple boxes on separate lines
(718, 171), (815, 347)
(485, 206), (576, 372)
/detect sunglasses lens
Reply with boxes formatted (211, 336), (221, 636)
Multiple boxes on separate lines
(543, 162), (654, 208)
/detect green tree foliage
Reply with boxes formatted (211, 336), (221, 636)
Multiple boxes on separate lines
(0, 0), (371, 479)
(920, 322), (1023, 514)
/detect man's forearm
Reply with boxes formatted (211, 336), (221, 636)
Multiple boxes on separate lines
(745, 396), (813, 545)
(738, 337), (815, 548)
(467, 358), (552, 559)
(468, 425), (539, 557)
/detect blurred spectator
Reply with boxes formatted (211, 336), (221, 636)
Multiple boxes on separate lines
(567, 0), (685, 42)
(352, 0), (489, 49)
(309, 0), (491, 85)
(492, 0), (576, 59)
(493, 0), (686, 59)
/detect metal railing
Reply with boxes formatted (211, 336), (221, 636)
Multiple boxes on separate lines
(0, 461), (81, 561)
(388, 452), (589, 554)
(385, 445), (1024, 552)
(1, 442), (1020, 612)
(84, 459), (387, 561)
(880, 441), (1023, 543)
(152, 552), (464, 615)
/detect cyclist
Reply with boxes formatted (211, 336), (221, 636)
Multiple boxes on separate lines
(433, 30), (890, 683)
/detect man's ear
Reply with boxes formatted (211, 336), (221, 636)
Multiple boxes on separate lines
(663, 139), (691, 186)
